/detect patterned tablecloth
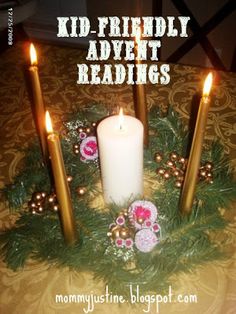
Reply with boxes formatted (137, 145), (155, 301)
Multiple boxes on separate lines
(0, 42), (236, 314)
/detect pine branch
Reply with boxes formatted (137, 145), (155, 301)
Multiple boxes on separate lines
(0, 103), (235, 296)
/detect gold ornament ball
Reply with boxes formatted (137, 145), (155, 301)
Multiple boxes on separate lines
(48, 194), (55, 203)
(178, 175), (184, 182)
(41, 192), (47, 198)
(205, 162), (213, 170)
(122, 209), (128, 217)
(119, 209), (128, 217)
(33, 192), (43, 201)
(157, 168), (165, 175)
(73, 143), (80, 155)
(179, 157), (185, 164)
(206, 172), (213, 178)
(119, 227), (129, 239)
(67, 176), (73, 182)
(37, 206), (44, 213)
(111, 225), (121, 239)
(167, 160), (174, 167)
(77, 127), (84, 133)
(137, 217), (145, 224)
(173, 169), (180, 177)
(163, 171), (170, 179)
(28, 201), (36, 208)
(86, 127), (91, 133)
(52, 204), (59, 212)
(154, 153), (162, 163)
(199, 169), (207, 177)
(77, 187), (86, 196)
(170, 152), (178, 161)
(175, 180), (182, 188)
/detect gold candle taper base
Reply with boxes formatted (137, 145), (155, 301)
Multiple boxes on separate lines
(29, 65), (48, 163)
(180, 73), (213, 215)
(180, 96), (211, 215)
(47, 130), (77, 245)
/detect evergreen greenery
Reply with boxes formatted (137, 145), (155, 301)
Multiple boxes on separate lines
(1, 104), (235, 296)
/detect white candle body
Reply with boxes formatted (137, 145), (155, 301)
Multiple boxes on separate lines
(97, 115), (143, 205)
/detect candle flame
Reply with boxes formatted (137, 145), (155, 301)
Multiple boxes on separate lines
(45, 111), (53, 133)
(135, 27), (141, 42)
(203, 72), (213, 96)
(118, 108), (124, 130)
(30, 43), (37, 65)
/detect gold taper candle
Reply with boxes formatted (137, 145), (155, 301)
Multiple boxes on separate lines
(180, 73), (213, 215)
(46, 111), (77, 245)
(133, 27), (149, 147)
(29, 43), (48, 162)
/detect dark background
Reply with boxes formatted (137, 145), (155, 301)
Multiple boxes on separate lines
(0, 0), (235, 71)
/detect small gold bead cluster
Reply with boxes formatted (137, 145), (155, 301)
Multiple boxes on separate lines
(73, 122), (96, 155)
(28, 176), (74, 214)
(73, 143), (80, 155)
(107, 209), (135, 241)
(154, 152), (214, 188)
(155, 152), (186, 188)
(28, 191), (59, 214)
(198, 162), (214, 184)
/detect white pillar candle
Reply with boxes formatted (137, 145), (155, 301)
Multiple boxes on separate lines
(97, 109), (144, 205)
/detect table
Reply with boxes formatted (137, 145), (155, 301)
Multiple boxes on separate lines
(0, 41), (236, 314)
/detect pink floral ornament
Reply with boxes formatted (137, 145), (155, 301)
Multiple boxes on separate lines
(152, 223), (160, 233)
(125, 238), (134, 249)
(129, 200), (158, 229)
(115, 238), (133, 249)
(135, 229), (159, 253)
(80, 156), (86, 162)
(79, 131), (87, 140)
(108, 200), (161, 253)
(115, 238), (124, 248)
(134, 206), (151, 220)
(80, 136), (98, 161)
(116, 216), (125, 226)
(144, 219), (153, 228)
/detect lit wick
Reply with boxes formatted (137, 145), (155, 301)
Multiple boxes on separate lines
(29, 43), (48, 163)
(118, 108), (124, 131)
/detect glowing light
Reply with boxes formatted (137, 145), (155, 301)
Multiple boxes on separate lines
(203, 72), (213, 97)
(30, 43), (37, 65)
(45, 111), (53, 133)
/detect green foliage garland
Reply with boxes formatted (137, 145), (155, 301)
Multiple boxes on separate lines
(1, 103), (236, 296)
